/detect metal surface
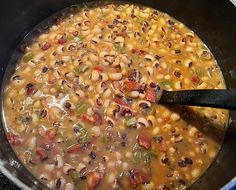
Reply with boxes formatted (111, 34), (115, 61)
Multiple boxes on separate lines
(159, 90), (236, 110)
(0, 0), (235, 190)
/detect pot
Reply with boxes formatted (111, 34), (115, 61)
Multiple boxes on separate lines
(0, 0), (236, 189)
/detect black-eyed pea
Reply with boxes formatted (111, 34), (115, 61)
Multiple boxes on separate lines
(147, 115), (157, 126)
(129, 91), (139, 98)
(103, 88), (112, 98)
(191, 168), (200, 178)
(89, 53), (99, 62)
(100, 73), (108, 82)
(114, 36), (124, 43)
(145, 54), (155, 62)
(122, 162), (128, 170)
(107, 172), (116, 183)
(138, 117), (149, 127)
(64, 183), (74, 190)
(63, 164), (75, 175)
(170, 113), (180, 121)
(91, 70), (99, 82)
(152, 127), (160, 136)
(108, 72), (122, 81)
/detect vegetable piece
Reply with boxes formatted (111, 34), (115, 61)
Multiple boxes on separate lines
(145, 88), (156, 103)
(80, 114), (95, 123)
(160, 80), (172, 87)
(87, 171), (101, 190)
(113, 98), (130, 107)
(45, 128), (57, 140)
(127, 170), (145, 188)
(124, 117), (137, 127)
(36, 147), (48, 161)
(94, 65), (104, 72)
(77, 103), (90, 116)
(191, 75), (202, 85)
(56, 84), (65, 93)
(134, 150), (142, 163)
(137, 133), (151, 149)
(131, 49), (148, 56)
(7, 132), (22, 145)
(41, 42), (51, 51)
(58, 36), (67, 44)
(69, 170), (81, 184)
(101, 134), (109, 144)
(22, 52), (34, 63)
(143, 151), (157, 163)
(123, 81), (141, 91)
(26, 83), (37, 96)
(93, 112), (103, 126)
(114, 43), (124, 53)
(74, 65), (89, 74)
(67, 144), (82, 153)
(74, 122), (91, 145)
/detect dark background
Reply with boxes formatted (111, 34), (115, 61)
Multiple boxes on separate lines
(0, 0), (236, 190)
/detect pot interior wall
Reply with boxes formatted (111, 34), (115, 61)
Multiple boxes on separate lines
(0, 0), (236, 189)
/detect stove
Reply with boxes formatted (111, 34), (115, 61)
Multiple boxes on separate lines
(0, 172), (19, 190)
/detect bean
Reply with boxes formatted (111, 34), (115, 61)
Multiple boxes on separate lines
(108, 73), (122, 81)
(91, 70), (99, 82)
(129, 91), (139, 98)
(170, 113), (180, 121)
(138, 117), (149, 127)
(100, 73), (108, 82)
(103, 88), (112, 98)
(107, 172), (116, 183)
(192, 168), (200, 178)
(147, 115), (157, 126)
(64, 183), (74, 190)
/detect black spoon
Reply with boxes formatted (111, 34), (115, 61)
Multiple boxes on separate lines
(157, 89), (236, 111)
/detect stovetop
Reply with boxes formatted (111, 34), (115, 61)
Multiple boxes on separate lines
(0, 172), (19, 190)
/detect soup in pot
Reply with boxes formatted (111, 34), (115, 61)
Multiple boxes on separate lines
(3, 3), (228, 190)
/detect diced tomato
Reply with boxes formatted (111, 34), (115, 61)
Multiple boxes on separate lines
(40, 140), (52, 150)
(93, 112), (103, 126)
(113, 98), (130, 107)
(67, 144), (82, 153)
(123, 81), (140, 91)
(80, 114), (95, 123)
(145, 88), (156, 103)
(41, 42), (51, 51)
(131, 49), (148, 56)
(127, 170), (146, 189)
(107, 131), (113, 142)
(94, 66), (104, 72)
(191, 75), (202, 85)
(58, 36), (67, 44)
(45, 128), (57, 140)
(7, 132), (22, 145)
(87, 171), (101, 190)
(26, 83), (37, 96)
(137, 133), (151, 149)
(36, 147), (48, 161)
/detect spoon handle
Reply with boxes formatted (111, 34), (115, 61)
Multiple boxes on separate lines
(158, 89), (236, 110)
